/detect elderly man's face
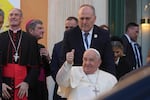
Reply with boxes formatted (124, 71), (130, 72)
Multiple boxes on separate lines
(8, 8), (22, 28)
(31, 24), (44, 40)
(78, 6), (96, 33)
(82, 50), (101, 74)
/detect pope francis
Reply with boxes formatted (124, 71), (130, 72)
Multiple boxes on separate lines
(56, 48), (117, 100)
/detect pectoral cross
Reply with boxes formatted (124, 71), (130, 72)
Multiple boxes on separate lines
(13, 52), (19, 62)
(93, 87), (100, 96)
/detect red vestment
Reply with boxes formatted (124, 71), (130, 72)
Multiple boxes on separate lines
(3, 64), (27, 100)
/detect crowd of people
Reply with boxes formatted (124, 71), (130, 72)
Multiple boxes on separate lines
(0, 3), (148, 100)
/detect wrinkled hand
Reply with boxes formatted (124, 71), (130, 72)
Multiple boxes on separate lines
(66, 49), (75, 64)
(40, 48), (51, 61)
(15, 82), (29, 99)
(2, 83), (12, 99)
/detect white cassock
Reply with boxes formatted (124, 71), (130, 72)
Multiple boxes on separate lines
(56, 62), (117, 100)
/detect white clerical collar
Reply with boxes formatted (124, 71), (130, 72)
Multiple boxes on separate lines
(9, 28), (21, 33)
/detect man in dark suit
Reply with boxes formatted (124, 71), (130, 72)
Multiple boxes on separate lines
(121, 22), (142, 71)
(50, 16), (78, 100)
(62, 4), (115, 75)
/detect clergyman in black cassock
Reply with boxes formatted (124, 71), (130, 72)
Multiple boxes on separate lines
(0, 8), (40, 100)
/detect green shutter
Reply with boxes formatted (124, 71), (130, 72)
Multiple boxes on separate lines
(109, 0), (125, 36)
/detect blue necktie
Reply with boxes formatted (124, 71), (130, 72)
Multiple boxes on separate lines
(84, 33), (89, 48)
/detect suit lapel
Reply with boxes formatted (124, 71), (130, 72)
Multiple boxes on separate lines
(75, 27), (86, 51)
(90, 26), (99, 48)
